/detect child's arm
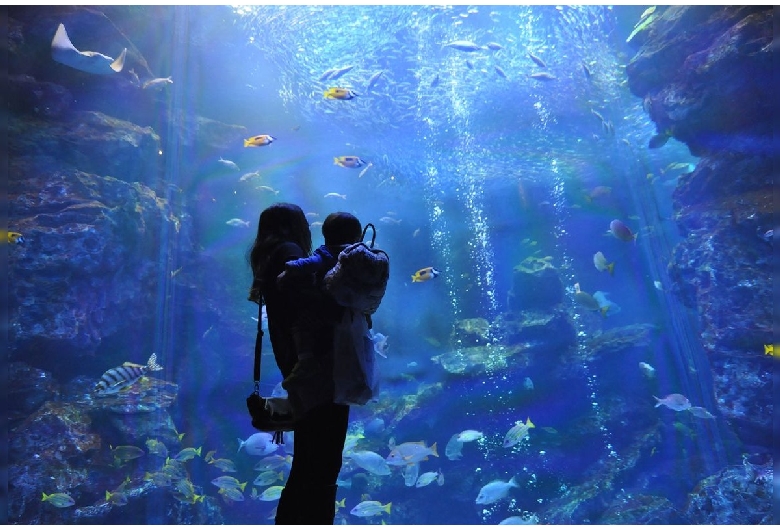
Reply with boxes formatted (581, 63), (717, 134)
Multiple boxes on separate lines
(277, 255), (321, 286)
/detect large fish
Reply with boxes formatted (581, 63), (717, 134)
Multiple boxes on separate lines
(475, 477), (519, 505)
(94, 353), (163, 395)
(51, 23), (127, 75)
(386, 441), (438, 466)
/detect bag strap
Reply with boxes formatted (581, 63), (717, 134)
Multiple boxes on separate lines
(362, 223), (377, 248)
(251, 302), (264, 395)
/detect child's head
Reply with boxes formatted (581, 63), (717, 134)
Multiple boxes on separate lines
(322, 212), (362, 246)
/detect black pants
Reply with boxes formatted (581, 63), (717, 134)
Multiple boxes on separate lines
(275, 401), (350, 525)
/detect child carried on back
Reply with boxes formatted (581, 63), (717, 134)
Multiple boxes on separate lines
(278, 212), (363, 290)
(276, 212), (366, 416)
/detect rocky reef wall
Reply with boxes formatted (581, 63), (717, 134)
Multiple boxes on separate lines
(6, 7), (250, 524)
(625, 6), (774, 450)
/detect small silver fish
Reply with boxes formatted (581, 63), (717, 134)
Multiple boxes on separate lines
(529, 71), (557, 81)
(239, 170), (261, 182)
(324, 192), (346, 200)
(639, 362), (656, 378)
(443, 40), (483, 52)
(218, 157), (240, 171)
(226, 218), (250, 227)
(654, 393), (691, 411)
(358, 162), (373, 179)
(687, 406), (715, 419)
(366, 70), (384, 91)
(318, 68), (337, 81)
(327, 64), (355, 81)
(142, 76), (173, 90)
(527, 51), (546, 68)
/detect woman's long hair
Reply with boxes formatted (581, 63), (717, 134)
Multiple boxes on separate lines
(247, 203), (312, 301)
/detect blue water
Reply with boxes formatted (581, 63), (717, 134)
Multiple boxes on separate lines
(10, 4), (755, 525)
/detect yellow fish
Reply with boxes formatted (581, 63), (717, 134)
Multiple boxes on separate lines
(41, 492), (75, 508)
(333, 156), (367, 168)
(411, 267), (440, 283)
(324, 87), (358, 100)
(573, 283), (608, 316)
(7, 231), (25, 244)
(244, 134), (276, 147)
(105, 489), (128, 506)
(765, 344), (775, 357)
(503, 417), (535, 448)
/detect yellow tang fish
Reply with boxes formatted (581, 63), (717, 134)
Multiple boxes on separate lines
(411, 267), (440, 283)
(333, 156), (367, 168)
(7, 231), (25, 244)
(324, 87), (358, 100)
(244, 134), (276, 148)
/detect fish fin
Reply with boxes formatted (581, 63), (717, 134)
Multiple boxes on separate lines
(122, 361), (143, 368)
(526, 417), (535, 428)
(607, 262), (615, 276)
(600, 307), (609, 317)
(243, 139), (251, 147)
(110, 48), (127, 72)
(430, 442), (438, 457)
(51, 24), (78, 53)
(147, 352), (163, 371)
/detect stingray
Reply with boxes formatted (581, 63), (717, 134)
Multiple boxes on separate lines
(51, 23), (127, 74)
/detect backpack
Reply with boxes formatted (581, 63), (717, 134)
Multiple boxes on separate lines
(323, 224), (389, 315)
(332, 308), (377, 405)
(326, 223), (389, 405)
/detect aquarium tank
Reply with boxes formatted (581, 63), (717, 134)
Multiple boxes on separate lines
(5, 5), (775, 525)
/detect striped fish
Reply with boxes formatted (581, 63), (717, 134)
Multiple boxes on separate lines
(94, 353), (163, 395)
